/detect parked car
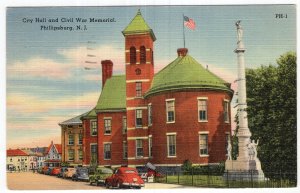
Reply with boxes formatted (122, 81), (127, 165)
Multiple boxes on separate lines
(89, 167), (113, 186)
(105, 167), (145, 189)
(50, 167), (61, 176)
(41, 166), (49, 174)
(44, 167), (53, 175)
(37, 167), (43, 174)
(57, 167), (67, 178)
(72, 167), (89, 181)
(63, 168), (76, 179)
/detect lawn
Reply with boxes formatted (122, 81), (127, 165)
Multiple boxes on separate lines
(155, 174), (296, 188)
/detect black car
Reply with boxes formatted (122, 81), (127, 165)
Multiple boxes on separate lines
(72, 167), (89, 181)
(57, 167), (67, 178)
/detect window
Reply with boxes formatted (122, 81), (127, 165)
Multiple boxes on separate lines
(123, 142), (128, 159)
(136, 139), (143, 157)
(199, 134), (209, 156)
(78, 133), (83, 145)
(149, 136), (153, 157)
(136, 82), (142, 97)
(136, 109), (143, 128)
(148, 104), (152, 126)
(104, 143), (111, 160)
(166, 99), (175, 123)
(91, 121), (97, 136)
(224, 100), (229, 122)
(140, 46), (146, 64)
(225, 133), (230, 154)
(104, 119), (112, 135)
(167, 134), (176, 157)
(68, 149), (74, 161)
(130, 46), (136, 64)
(78, 150), (83, 160)
(68, 134), (74, 145)
(198, 99), (208, 121)
(90, 144), (98, 164)
(122, 117), (127, 134)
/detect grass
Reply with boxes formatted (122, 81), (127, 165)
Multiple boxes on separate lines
(155, 174), (296, 188)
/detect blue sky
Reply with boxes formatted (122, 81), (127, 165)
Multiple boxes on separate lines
(6, 5), (296, 148)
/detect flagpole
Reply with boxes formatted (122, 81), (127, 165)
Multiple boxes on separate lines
(183, 14), (185, 48)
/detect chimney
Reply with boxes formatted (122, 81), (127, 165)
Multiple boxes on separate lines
(101, 60), (113, 88)
(177, 48), (188, 57)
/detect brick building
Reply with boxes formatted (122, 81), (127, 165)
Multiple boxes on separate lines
(79, 10), (233, 168)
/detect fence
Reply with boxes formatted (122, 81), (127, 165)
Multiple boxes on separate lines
(154, 169), (297, 188)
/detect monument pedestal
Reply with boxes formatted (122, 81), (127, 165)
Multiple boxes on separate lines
(224, 159), (265, 181)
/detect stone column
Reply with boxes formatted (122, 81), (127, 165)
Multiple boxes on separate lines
(224, 21), (264, 181)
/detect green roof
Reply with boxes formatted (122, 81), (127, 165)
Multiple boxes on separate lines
(122, 9), (156, 41)
(145, 54), (233, 97)
(81, 108), (96, 120)
(95, 75), (126, 111)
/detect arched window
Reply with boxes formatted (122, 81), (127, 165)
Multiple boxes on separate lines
(130, 46), (136, 64)
(140, 46), (146, 64)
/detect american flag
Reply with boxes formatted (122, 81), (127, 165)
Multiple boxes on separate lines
(184, 16), (196, 30)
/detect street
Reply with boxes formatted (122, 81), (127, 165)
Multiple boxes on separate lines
(6, 172), (192, 190)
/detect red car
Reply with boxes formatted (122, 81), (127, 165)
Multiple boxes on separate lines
(105, 167), (145, 189)
(50, 167), (61, 176)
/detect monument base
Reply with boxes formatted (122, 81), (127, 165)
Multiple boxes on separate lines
(224, 159), (265, 181)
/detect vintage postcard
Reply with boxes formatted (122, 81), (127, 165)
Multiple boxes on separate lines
(5, 3), (297, 191)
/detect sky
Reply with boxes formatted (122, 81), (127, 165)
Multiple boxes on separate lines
(6, 5), (296, 148)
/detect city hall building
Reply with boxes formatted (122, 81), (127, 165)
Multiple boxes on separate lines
(61, 10), (233, 169)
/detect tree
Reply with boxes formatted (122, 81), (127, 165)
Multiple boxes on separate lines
(245, 52), (296, 181)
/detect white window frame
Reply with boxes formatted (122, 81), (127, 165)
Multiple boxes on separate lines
(199, 131), (209, 157)
(135, 109), (143, 128)
(104, 118), (112, 135)
(166, 99), (175, 123)
(225, 132), (231, 156)
(135, 82), (142, 97)
(68, 134), (74, 145)
(78, 149), (83, 160)
(224, 99), (230, 123)
(198, 97), (208, 122)
(90, 120), (97, 136)
(122, 116), (127, 134)
(136, 139), (143, 157)
(166, 133), (177, 158)
(103, 142), (112, 160)
(148, 103), (152, 126)
(148, 135), (153, 158)
(68, 149), (74, 161)
(78, 133), (83, 145)
(90, 143), (98, 164)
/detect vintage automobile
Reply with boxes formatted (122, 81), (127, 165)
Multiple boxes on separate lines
(63, 167), (76, 179)
(41, 166), (49, 174)
(89, 167), (113, 186)
(50, 167), (61, 176)
(44, 167), (53, 175)
(57, 167), (67, 178)
(105, 167), (145, 189)
(72, 167), (89, 181)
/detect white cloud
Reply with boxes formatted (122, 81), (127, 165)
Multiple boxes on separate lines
(59, 45), (125, 73)
(7, 57), (73, 79)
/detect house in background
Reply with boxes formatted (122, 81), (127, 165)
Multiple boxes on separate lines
(6, 149), (30, 171)
(30, 147), (47, 168)
(44, 141), (62, 167)
(59, 113), (86, 165)
(20, 148), (38, 170)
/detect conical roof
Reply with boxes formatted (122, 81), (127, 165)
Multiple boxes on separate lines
(122, 9), (156, 41)
(145, 50), (233, 97)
